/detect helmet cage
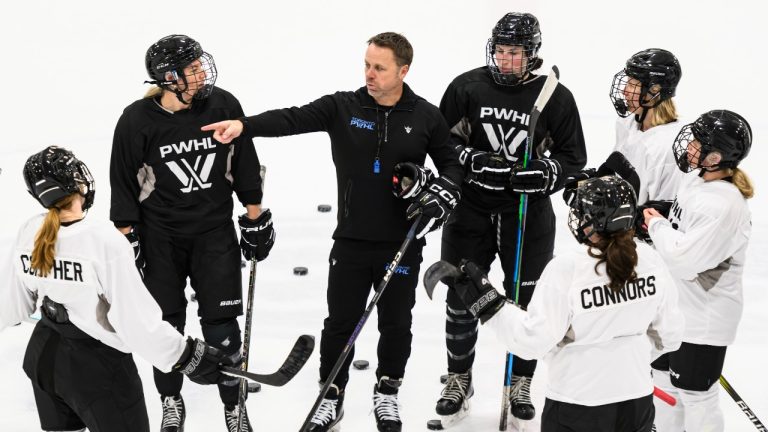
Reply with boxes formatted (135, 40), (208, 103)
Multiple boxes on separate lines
(145, 35), (218, 101)
(486, 40), (541, 86)
(567, 176), (637, 245)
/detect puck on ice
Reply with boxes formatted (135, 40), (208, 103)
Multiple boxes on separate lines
(317, 204), (332, 213)
(241, 260), (247, 268)
(247, 382), (261, 393)
(427, 419), (444, 430)
(440, 374), (448, 384)
(190, 293), (197, 302)
(293, 266), (308, 276)
(352, 360), (369, 370)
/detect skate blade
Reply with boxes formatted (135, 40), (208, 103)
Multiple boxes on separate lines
(428, 400), (471, 429)
(510, 416), (530, 431)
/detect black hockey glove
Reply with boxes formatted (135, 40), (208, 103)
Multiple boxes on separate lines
(453, 260), (506, 324)
(509, 158), (562, 194)
(174, 337), (236, 385)
(392, 162), (434, 199)
(457, 146), (512, 191)
(634, 200), (674, 243)
(562, 168), (598, 207)
(124, 231), (145, 278)
(238, 209), (275, 262)
(596, 151), (641, 195)
(406, 176), (461, 239)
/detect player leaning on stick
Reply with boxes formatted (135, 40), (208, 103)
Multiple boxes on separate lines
(640, 110), (754, 432)
(434, 12), (586, 426)
(109, 34), (273, 432)
(431, 175), (685, 432)
(0, 146), (237, 432)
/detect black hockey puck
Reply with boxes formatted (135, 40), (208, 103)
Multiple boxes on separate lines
(241, 260), (246, 268)
(427, 419), (444, 430)
(247, 382), (261, 393)
(190, 293), (197, 302)
(440, 374), (448, 384)
(352, 360), (369, 370)
(317, 204), (332, 213)
(293, 266), (308, 276)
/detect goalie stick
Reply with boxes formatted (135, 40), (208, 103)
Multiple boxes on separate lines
(221, 334), (315, 387)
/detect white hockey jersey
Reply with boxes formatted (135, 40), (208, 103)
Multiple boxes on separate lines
(0, 215), (187, 372)
(648, 172), (751, 346)
(485, 242), (684, 406)
(614, 116), (684, 204)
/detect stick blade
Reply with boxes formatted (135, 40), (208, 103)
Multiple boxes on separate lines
(222, 334), (315, 386)
(423, 260), (461, 300)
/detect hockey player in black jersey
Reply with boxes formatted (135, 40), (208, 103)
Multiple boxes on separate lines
(202, 32), (463, 432)
(109, 35), (273, 432)
(434, 12), (586, 428)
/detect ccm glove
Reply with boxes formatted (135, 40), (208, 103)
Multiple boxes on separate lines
(392, 162), (434, 199)
(457, 146), (512, 191)
(634, 200), (674, 243)
(174, 337), (235, 385)
(238, 209), (275, 261)
(406, 176), (461, 239)
(124, 231), (145, 278)
(453, 260), (506, 324)
(509, 158), (562, 194)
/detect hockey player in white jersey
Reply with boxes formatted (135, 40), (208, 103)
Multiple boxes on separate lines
(430, 175), (684, 432)
(609, 48), (684, 204)
(641, 110), (753, 432)
(0, 146), (237, 432)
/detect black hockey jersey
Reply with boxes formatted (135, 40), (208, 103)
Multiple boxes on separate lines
(440, 67), (587, 212)
(240, 84), (463, 242)
(110, 87), (263, 236)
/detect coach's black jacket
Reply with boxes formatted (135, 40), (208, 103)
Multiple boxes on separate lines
(241, 84), (463, 242)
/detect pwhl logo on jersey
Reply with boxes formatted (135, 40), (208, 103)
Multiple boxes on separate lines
(480, 106), (530, 161)
(160, 137), (217, 193)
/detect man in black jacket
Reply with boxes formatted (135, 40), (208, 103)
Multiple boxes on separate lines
(203, 32), (462, 432)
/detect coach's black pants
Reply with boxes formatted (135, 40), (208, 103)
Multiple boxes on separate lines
(541, 394), (654, 432)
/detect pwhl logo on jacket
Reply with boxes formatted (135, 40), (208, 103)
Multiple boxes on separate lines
(167, 153), (216, 193)
(350, 117), (375, 130)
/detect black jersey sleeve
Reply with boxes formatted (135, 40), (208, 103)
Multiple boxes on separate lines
(427, 107), (464, 185)
(228, 97), (264, 206)
(109, 110), (145, 228)
(537, 84), (587, 176)
(439, 81), (472, 152)
(241, 93), (338, 138)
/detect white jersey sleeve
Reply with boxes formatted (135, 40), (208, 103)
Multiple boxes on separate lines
(646, 255), (685, 360)
(0, 233), (36, 331)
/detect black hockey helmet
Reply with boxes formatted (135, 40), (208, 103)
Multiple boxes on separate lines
(486, 12), (543, 86)
(145, 34), (217, 101)
(568, 175), (637, 244)
(673, 109), (752, 173)
(610, 48), (681, 118)
(23, 146), (95, 211)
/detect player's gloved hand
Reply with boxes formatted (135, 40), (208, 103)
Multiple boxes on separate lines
(392, 162), (434, 199)
(238, 209), (275, 261)
(456, 146), (512, 191)
(174, 337), (236, 385)
(509, 158), (562, 194)
(562, 168), (598, 207)
(634, 200), (674, 243)
(124, 230), (145, 278)
(406, 176), (461, 239)
(596, 151), (640, 195)
(453, 260), (506, 324)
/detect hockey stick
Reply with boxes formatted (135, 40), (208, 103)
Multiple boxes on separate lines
(237, 165), (266, 430)
(221, 334), (315, 386)
(720, 375), (767, 431)
(298, 216), (422, 432)
(501, 66), (560, 431)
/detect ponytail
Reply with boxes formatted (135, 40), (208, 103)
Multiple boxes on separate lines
(731, 167), (754, 199)
(144, 86), (163, 99)
(646, 98), (678, 129)
(30, 194), (78, 277)
(587, 230), (638, 293)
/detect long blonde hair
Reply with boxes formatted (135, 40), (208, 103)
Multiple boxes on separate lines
(730, 167), (754, 199)
(144, 86), (163, 99)
(645, 98), (678, 129)
(31, 194), (78, 277)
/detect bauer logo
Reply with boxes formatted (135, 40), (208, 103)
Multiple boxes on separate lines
(350, 116), (375, 130)
(220, 299), (242, 307)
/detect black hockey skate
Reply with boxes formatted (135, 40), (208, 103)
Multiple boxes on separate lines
(308, 384), (344, 431)
(224, 404), (253, 432)
(510, 375), (536, 428)
(160, 395), (185, 432)
(432, 371), (473, 429)
(373, 376), (402, 432)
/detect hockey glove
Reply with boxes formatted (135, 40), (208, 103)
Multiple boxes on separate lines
(124, 231), (145, 279)
(509, 158), (562, 194)
(453, 260), (506, 324)
(634, 200), (674, 243)
(596, 151), (641, 195)
(174, 337), (236, 385)
(406, 176), (461, 239)
(392, 162), (434, 199)
(562, 168), (598, 207)
(457, 146), (512, 191)
(238, 209), (275, 262)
